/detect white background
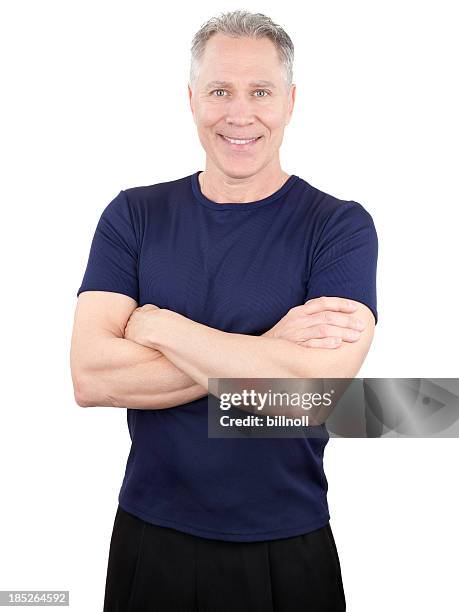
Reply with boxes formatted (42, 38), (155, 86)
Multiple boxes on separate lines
(1, 1), (458, 610)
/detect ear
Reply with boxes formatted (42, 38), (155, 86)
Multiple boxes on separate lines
(188, 84), (195, 122)
(286, 84), (296, 126)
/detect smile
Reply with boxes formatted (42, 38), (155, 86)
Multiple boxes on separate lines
(218, 134), (262, 149)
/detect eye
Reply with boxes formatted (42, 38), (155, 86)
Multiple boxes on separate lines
(210, 89), (271, 97)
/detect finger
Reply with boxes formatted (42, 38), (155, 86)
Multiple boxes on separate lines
(304, 311), (365, 331)
(307, 323), (362, 342)
(301, 297), (358, 315)
(300, 337), (342, 349)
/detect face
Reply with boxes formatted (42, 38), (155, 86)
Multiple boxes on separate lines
(188, 33), (296, 179)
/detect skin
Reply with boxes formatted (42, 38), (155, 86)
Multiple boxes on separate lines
(71, 34), (374, 410)
(123, 297), (373, 418)
(124, 297), (373, 386)
(188, 33), (296, 203)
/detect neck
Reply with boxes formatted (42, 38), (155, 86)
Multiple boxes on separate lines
(199, 163), (290, 204)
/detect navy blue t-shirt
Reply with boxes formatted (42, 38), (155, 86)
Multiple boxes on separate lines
(77, 170), (378, 542)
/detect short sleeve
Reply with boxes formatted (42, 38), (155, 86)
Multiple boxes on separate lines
(76, 190), (139, 302)
(305, 201), (378, 324)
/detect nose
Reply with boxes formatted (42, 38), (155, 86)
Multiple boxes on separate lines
(224, 93), (256, 128)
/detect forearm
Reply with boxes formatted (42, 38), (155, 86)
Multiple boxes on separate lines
(149, 311), (315, 389)
(72, 336), (207, 409)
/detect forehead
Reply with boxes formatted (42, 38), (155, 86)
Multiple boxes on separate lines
(199, 33), (282, 81)
(203, 78), (278, 90)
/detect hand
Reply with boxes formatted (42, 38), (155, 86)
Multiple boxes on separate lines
(124, 304), (162, 348)
(263, 296), (366, 349)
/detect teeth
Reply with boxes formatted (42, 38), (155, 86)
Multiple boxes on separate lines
(222, 135), (258, 145)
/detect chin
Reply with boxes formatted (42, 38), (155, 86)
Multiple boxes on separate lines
(219, 157), (262, 173)
(219, 165), (261, 180)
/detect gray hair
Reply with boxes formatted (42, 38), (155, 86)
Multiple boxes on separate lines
(189, 10), (294, 91)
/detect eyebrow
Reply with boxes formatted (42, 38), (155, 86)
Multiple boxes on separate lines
(204, 80), (277, 90)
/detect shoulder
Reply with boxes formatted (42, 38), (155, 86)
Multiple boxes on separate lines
(122, 173), (192, 206)
(110, 173), (194, 231)
(296, 178), (377, 242)
(301, 178), (374, 224)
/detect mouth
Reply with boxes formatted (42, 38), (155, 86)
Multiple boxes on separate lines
(218, 134), (263, 150)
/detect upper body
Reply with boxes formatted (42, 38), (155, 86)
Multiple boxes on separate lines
(74, 169), (378, 541)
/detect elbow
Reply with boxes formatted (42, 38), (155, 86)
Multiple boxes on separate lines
(75, 395), (94, 408)
(292, 356), (363, 380)
(71, 353), (95, 406)
(72, 372), (115, 408)
(296, 365), (360, 380)
(70, 344), (118, 407)
(72, 375), (96, 407)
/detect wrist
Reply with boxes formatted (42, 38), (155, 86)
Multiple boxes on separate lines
(148, 309), (184, 350)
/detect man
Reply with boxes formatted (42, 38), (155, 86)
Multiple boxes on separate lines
(70, 9), (378, 612)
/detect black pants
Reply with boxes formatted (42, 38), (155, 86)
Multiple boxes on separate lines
(103, 505), (346, 612)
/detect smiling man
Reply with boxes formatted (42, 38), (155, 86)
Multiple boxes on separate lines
(71, 10), (378, 612)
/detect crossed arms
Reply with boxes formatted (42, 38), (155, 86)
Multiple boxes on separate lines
(70, 291), (375, 409)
